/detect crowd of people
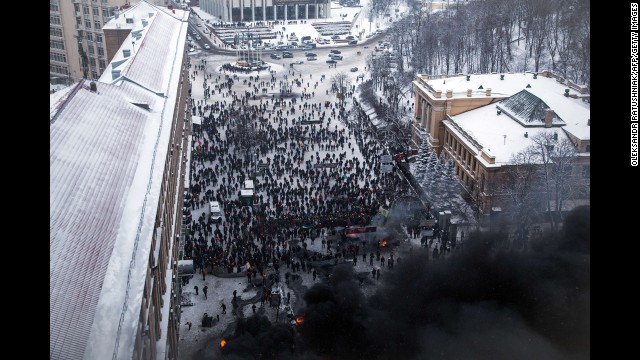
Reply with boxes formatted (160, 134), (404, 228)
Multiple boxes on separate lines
(182, 56), (410, 289)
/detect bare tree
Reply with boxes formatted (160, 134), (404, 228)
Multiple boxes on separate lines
(501, 147), (545, 248)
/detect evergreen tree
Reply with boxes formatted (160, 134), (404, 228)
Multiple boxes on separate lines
(414, 137), (431, 182)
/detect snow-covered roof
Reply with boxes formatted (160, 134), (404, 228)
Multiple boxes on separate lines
(445, 103), (573, 167)
(523, 87), (590, 141)
(50, 2), (189, 359)
(414, 72), (588, 102)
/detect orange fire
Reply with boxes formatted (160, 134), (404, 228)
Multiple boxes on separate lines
(380, 240), (388, 247)
(220, 339), (227, 348)
(295, 316), (304, 324)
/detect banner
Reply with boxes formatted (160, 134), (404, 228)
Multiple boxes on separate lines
(345, 226), (377, 235)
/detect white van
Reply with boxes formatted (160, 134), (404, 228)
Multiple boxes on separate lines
(330, 54), (343, 60)
(209, 201), (222, 223)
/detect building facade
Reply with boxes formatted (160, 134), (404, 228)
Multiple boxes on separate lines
(413, 71), (590, 218)
(199, 0), (330, 22)
(49, 0), (170, 85)
(50, 2), (190, 359)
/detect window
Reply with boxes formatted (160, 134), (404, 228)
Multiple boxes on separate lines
(86, 33), (93, 41)
(93, 6), (99, 16)
(50, 2), (59, 12)
(50, 52), (67, 62)
(88, 45), (95, 55)
(50, 39), (65, 50)
(94, 20), (101, 28)
(89, 58), (96, 67)
(74, 3), (80, 12)
(83, 5), (89, 14)
(50, 15), (61, 25)
(96, 34), (103, 43)
(50, 64), (69, 75)
(585, 145), (590, 153)
(50, 26), (63, 37)
(99, 59), (106, 70)
(97, 46), (104, 56)
(85, 19), (92, 28)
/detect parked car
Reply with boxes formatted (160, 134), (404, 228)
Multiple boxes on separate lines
(294, 60), (304, 64)
(330, 49), (342, 54)
(349, 40), (358, 45)
(305, 52), (317, 57)
(282, 51), (293, 58)
(331, 35), (340, 40)
(270, 53), (281, 59)
(204, 44), (211, 50)
(350, 67), (358, 72)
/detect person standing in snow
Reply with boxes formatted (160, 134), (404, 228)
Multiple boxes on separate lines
(203, 285), (208, 299)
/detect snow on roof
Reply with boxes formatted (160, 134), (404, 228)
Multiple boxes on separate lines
(102, 1), (189, 94)
(50, 82), (81, 122)
(446, 103), (572, 167)
(50, 2), (188, 359)
(523, 87), (591, 141)
(414, 72), (587, 101)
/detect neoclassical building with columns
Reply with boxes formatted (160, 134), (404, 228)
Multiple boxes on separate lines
(200, 0), (330, 22)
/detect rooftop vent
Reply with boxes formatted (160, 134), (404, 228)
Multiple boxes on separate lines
(478, 85), (483, 90)
(485, 88), (491, 96)
(466, 75), (470, 81)
(148, 12), (154, 18)
(90, 81), (97, 92)
(533, 73), (538, 79)
(524, 131), (528, 138)
(125, 16), (134, 24)
(132, 102), (151, 111)
(500, 74), (504, 80)
(123, 49), (131, 57)
(497, 109), (502, 115)
(564, 89), (570, 97)
(142, 19), (148, 27)
(112, 69), (121, 80)
(526, 84), (531, 88)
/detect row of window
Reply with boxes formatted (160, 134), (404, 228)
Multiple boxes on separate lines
(50, 26), (63, 38)
(50, 2), (59, 12)
(50, 39), (65, 50)
(50, 64), (68, 76)
(445, 131), (477, 175)
(50, 15), (61, 25)
(50, 52), (67, 63)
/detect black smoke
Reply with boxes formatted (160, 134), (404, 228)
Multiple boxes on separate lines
(295, 206), (590, 360)
(217, 207), (589, 359)
(220, 315), (297, 360)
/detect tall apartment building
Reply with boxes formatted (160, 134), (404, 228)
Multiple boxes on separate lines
(50, 0), (167, 85)
(50, 2), (191, 359)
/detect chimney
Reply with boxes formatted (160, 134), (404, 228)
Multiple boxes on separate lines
(434, 90), (442, 98)
(440, 74), (446, 79)
(545, 109), (554, 127)
(90, 81), (97, 92)
(541, 70), (550, 77)
(446, 89), (453, 98)
(579, 85), (588, 94)
(485, 88), (492, 96)
(466, 89), (472, 97)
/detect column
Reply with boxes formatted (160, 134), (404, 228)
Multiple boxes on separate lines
(295, 4), (298, 20)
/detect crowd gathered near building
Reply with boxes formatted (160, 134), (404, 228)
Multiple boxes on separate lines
(180, 56), (419, 287)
